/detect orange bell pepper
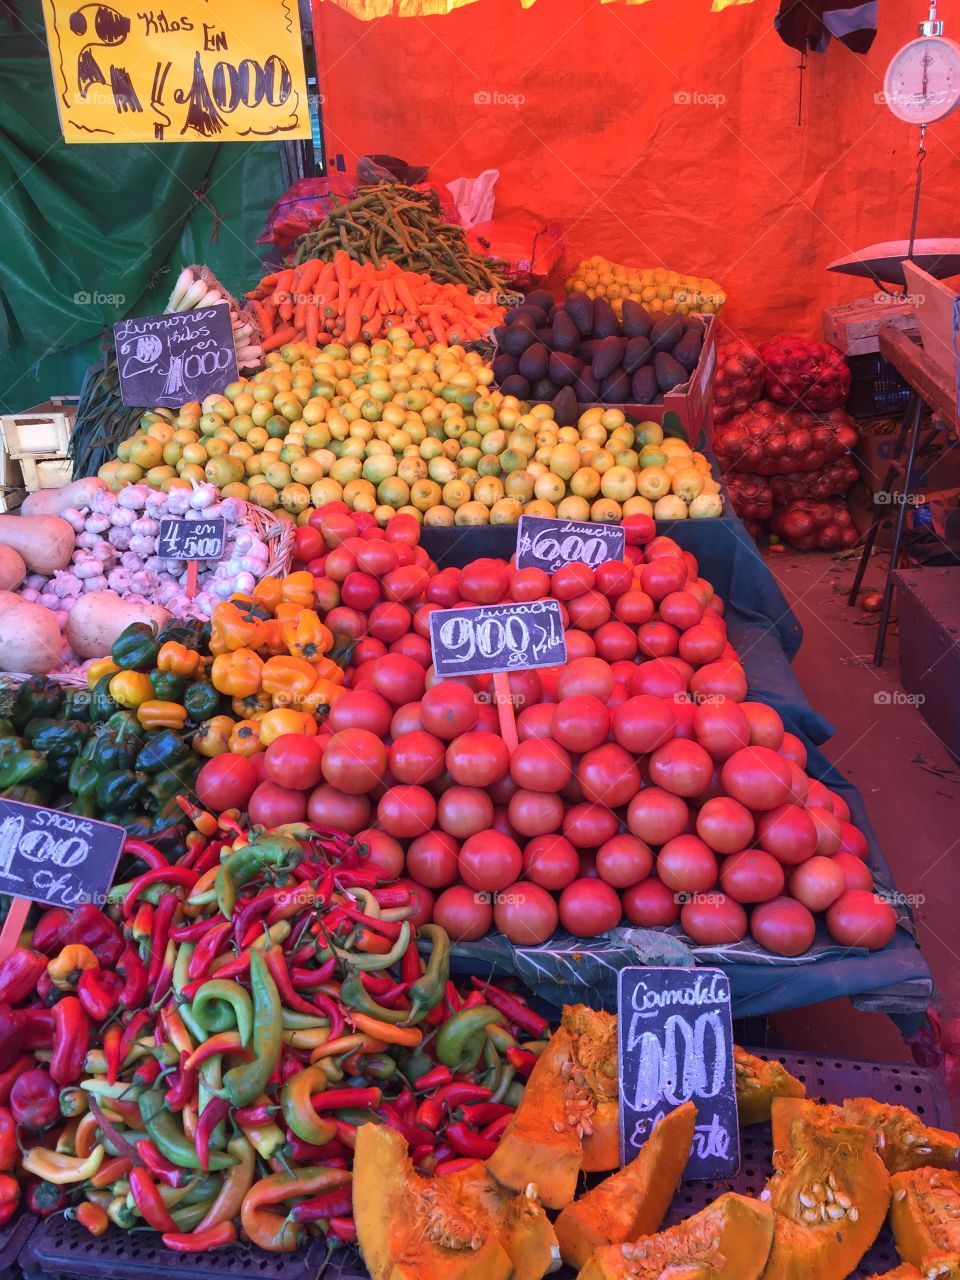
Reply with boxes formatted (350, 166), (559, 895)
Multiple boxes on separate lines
(251, 577), (283, 615)
(137, 701), (188, 730)
(211, 649), (264, 698)
(312, 656), (343, 684)
(209, 603), (265, 656)
(258, 619), (289, 656)
(280, 571), (315, 608)
(228, 720), (263, 756)
(273, 602), (304, 623)
(231, 691), (272, 720)
(193, 716), (235, 758)
(156, 642), (201, 678)
(261, 656), (320, 703)
(48, 944), (98, 991)
(301, 677), (344, 714)
(258, 709), (317, 746)
(281, 611), (334, 662)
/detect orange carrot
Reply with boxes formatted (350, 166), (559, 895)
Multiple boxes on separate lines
(361, 311), (383, 342)
(305, 306), (320, 348)
(262, 324), (298, 353)
(395, 278), (418, 316)
(381, 278), (397, 315)
(279, 299), (294, 322)
(428, 310), (447, 345)
(343, 297), (363, 344)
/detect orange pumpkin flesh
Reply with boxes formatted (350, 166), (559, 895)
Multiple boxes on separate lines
(555, 1101), (697, 1270)
(563, 1004), (620, 1173)
(863, 1267), (923, 1280)
(762, 1098), (890, 1280)
(734, 1048), (806, 1126)
(841, 1098), (960, 1174)
(576, 1191), (775, 1280)
(890, 1167), (960, 1274)
(441, 1162), (560, 1280)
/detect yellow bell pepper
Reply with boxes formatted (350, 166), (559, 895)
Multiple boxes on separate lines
(281, 571), (315, 608)
(258, 709), (317, 746)
(313, 656), (343, 685)
(136, 701), (188, 730)
(107, 671), (154, 709)
(261, 655), (321, 704)
(259, 619), (290, 656)
(209, 602), (265, 656)
(231, 691), (273, 720)
(282, 611), (334, 662)
(193, 716), (236, 758)
(251, 577), (283, 615)
(86, 658), (118, 689)
(48, 944), (99, 991)
(228, 719), (263, 756)
(211, 649), (264, 698)
(301, 676), (345, 714)
(273, 602), (304, 623)
(22, 1144), (105, 1185)
(156, 641), (201, 678)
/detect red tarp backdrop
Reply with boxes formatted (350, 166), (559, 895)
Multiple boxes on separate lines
(313, 0), (960, 338)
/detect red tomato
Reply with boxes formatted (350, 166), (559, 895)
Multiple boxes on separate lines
(437, 786), (495, 838)
(787, 763), (810, 805)
(563, 802), (619, 849)
(833, 851), (873, 892)
(826, 889), (896, 951)
(327, 690), (393, 737)
(196, 754), (259, 813)
(248, 782), (307, 827)
(789, 856), (847, 912)
(383, 565), (429, 603)
(510, 738), (573, 792)
(351, 637), (388, 666)
(425, 568), (461, 607)
(420, 682), (479, 740)
(388, 731), (446, 784)
(658, 591), (704, 631)
(623, 513), (656, 546)
(390, 702), (423, 736)
(552, 696), (610, 753)
(324, 545), (357, 582)
(320, 728), (387, 795)
(626, 788), (689, 845)
(457, 558), (509, 604)
(630, 658), (688, 700)
(523, 834), (581, 891)
(509, 566), (551, 601)
(805, 779), (836, 812)
(293, 525), (325, 565)
(656, 836), (718, 894)
(640, 557), (687, 601)
(750, 897), (816, 957)
(593, 559), (633, 598)
(719, 849), (785, 904)
(596, 833), (653, 888)
(693, 697), (751, 760)
(443, 731), (508, 788)
(562, 630), (596, 661)
(307, 784), (370, 833)
(648, 739), (714, 797)
(317, 510), (359, 546)
(593, 620), (639, 663)
(390, 634), (432, 668)
(508, 789), (565, 837)
(807, 807), (842, 857)
(742, 701), (783, 747)
(756, 804), (818, 865)
(636, 622), (679, 658)
(830, 792), (851, 824)
(263, 734), (324, 792)
(678, 623), (726, 665)
(612, 697), (674, 756)
(720, 747), (792, 811)
(615, 589), (655, 626)
(488, 772), (518, 806)
(690, 661), (747, 704)
(696, 796), (754, 855)
(681, 894), (748, 945)
(405, 831), (460, 888)
(393, 544), (415, 567)
(494, 883), (558, 945)
(366, 602), (411, 644)
(559, 879), (622, 937)
(517, 704), (555, 741)
(623, 877), (680, 926)
(779, 733), (808, 768)
(369, 654), (426, 705)
(567, 590), (612, 631)
(339, 571), (379, 612)
(475, 701), (500, 733)
(838, 822), (869, 860)
(556, 656), (614, 702)
(551, 563), (594, 600)
(357, 829), (405, 880)
(577, 744), (641, 808)
(458, 830), (522, 892)
(505, 669), (543, 710)
(325, 606), (367, 639)
(377, 785), (436, 837)
(312, 577), (340, 613)
(432, 886), (491, 942)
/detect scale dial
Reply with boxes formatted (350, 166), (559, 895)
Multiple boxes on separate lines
(884, 36), (960, 123)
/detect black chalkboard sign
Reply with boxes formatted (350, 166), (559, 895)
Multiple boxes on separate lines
(429, 600), (567, 678)
(617, 966), (739, 1180)
(114, 305), (238, 408)
(0, 801), (126, 910)
(516, 516), (626, 573)
(158, 517), (226, 562)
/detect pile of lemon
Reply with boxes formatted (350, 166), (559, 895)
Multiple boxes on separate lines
(97, 335), (723, 526)
(566, 256), (725, 317)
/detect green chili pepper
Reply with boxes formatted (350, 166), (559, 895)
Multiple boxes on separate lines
(215, 835), (303, 919)
(331, 921), (413, 973)
(111, 622), (161, 672)
(490, 1064), (518, 1105)
(183, 682), (221, 724)
(222, 950), (281, 1108)
(11, 677), (62, 729)
(280, 1009), (329, 1030)
(191, 981), (254, 1047)
(280, 1064), (338, 1146)
(138, 1090), (237, 1171)
(408, 924), (450, 1020)
(136, 730), (191, 775)
(435, 1006), (506, 1072)
(340, 972), (412, 1025)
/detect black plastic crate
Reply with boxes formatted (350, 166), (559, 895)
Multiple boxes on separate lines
(847, 351), (912, 420)
(0, 1210), (38, 1280)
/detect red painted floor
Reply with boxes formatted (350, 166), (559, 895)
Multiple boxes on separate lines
(760, 548), (960, 1086)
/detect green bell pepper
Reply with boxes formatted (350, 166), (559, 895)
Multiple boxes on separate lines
(44, 751), (76, 790)
(11, 678), (62, 730)
(89, 673), (121, 723)
(67, 755), (99, 799)
(0, 750), (47, 789)
(111, 622), (161, 672)
(0, 719), (14, 737)
(157, 617), (205, 648)
(61, 689), (92, 723)
(96, 769), (148, 812)
(149, 671), (187, 702)
(183, 682), (221, 723)
(88, 720), (139, 774)
(24, 719), (90, 755)
(136, 730), (191, 774)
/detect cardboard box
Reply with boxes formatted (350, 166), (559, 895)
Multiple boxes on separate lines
(852, 420), (960, 499)
(823, 296), (920, 356)
(895, 567), (960, 760)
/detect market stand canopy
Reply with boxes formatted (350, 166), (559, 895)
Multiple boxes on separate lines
(315, 0), (755, 16)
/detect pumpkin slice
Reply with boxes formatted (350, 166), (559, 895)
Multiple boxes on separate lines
(734, 1048), (806, 1125)
(762, 1097), (890, 1280)
(576, 1191), (775, 1280)
(891, 1167), (960, 1273)
(863, 1268), (923, 1279)
(555, 1101), (697, 1270)
(563, 1004), (620, 1172)
(841, 1098), (960, 1174)
(441, 1162), (561, 1280)
(353, 1123), (512, 1280)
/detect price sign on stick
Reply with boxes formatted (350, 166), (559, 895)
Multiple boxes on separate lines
(617, 966), (739, 1180)
(0, 801), (126, 962)
(516, 516), (625, 573)
(114, 305), (238, 408)
(158, 517), (226, 561)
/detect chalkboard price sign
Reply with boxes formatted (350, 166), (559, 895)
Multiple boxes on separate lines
(0, 801), (126, 910)
(516, 516), (626, 573)
(158, 517), (226, 562)
(429, 600), (567, 678)
(114, 305), (238, 408)
(617, 966), (739, 1180)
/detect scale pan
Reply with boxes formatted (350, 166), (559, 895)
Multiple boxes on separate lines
(826, 238), (960, 285)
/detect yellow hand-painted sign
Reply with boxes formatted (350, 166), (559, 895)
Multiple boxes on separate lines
(42, 1), (311, 143)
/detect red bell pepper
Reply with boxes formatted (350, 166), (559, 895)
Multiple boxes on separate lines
(77, 968), (123, 1021)
(26, 1177), (68, 1217)
(50, 997), (89, 1085)
(0, 1107), (16, 1170)
(0, 948), (46, 1005)
(0, 1174), (19, 1228)
(0, 1055), (32, 1104)
(19, 1008), (54, 1050)
(32, 907), (71, 955)
(62, 904), (122, 968)
(10, 1068), (59, 1129)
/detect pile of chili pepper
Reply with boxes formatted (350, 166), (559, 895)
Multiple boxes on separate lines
(0, 811), (549, 1254)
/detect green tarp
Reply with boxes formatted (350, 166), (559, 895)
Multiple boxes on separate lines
(0, 4), (282, 414)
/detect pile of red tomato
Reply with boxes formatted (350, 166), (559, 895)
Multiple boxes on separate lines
(196, 505), (898, 960)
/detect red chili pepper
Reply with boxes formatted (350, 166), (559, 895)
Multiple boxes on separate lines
(334, 1119), (357, 1149)
(328, 1217), (357, 1244)
(444, 980), (461, 1014)
(309, 1087), (381, 1112)
(104, 1024), (123, 1085)
(122, 866), (198, 918)
(392, 1088), (415, 1121)
(192, 950), (250, 990)
(415, 1098), (442, 1130)
(289, 956), (336, 989)
(470, 978), (549, 1038)
(445, 1121), (498, 1160)
(506, 1047), (539, 1077)
(162, 1223), (237, 1252)
(458, 1102), (512, 1127)
(435, 1156), (481, 1176)
(31, 907), (71, 956)
(234, 1100), (277, 1126)
(136, 1139), (190, 1188)
(180, 832), (209, 870)
(148, 939), (176, 1009)
(118, 1010), (152, 1070)
(263, 947), (344, 1038)
(414, 1065), (453, 1091)
(129, 1166), (178, 1231)
(282, 1136), (347, 1162)
(169, 915), (222, 944)
(185, 1033), (250, 1071)
(218, 813), (245, 841)
(49, 996), (89, 1085)
(358, 971), (396, 997)
(482, 1113), (513, 1141)
(333, 867), (381, 890)
(118, 944), (148, 1010)
(187, 920), (232, 980)
(164, 1052), (198, 1111)
(232, 888), (280, 946)
(379, 1104), (435, 1149)
(0, 1055), (32, 1104)
(373, 885), (413, 909)
(133, 1055), (163, 1088)
(460, 991), (488, 1010)
(0, 948), (46, 1005)
(435, 1082), (492, 1108)
(195, 1096), (231, 1171)
(0, 1107), (15, 1172)
(190, 837), (228, 877)
(328, 903), (404, 939)
(432, 1143), (452, 1165)
(129, 902), (154, 946)
(148, 894), (180, 986)
(266, 884), (315, 927)
(123, 837), (169, 871)
(290, 1186), (354, 1223)
(77, 968), (123, 1021)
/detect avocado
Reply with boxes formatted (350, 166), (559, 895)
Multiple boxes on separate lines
(525, 289), (555, 312)
(548, 351), (582, 387)
(650, 315), (684, 352)
(552, 310), (581, 355)
(578, 339), (600, 363)
(492, 325), (509, 349)
(535, 327), (557, 350)
(565, 293), (595, 338)
(519, 343), (550, 382)
(684, 314), (707, 334)
(499, 374), (531, 399)
(507, 304), (547, 328)
(553, 385), (579, 427)
(501, 321), (537, 358)
(671, 328), (702, 373)
(491, 354), (518, 383)
(622, 335), (653, 375)
(622, 298), (653, 339)
(600, 370), (631, 404)
(592, 296), (620, 339)
(631, 366), (658, 404)
(531, 378), (557, 402)
(592, 335), (625, 382)
(655, 351), (688, 393)
(572, 371), (599, 402)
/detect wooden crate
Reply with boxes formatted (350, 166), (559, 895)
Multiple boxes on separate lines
(19, 455), (72, 492)
(823, 296), (919, 356)
(0, 397), (77, 459)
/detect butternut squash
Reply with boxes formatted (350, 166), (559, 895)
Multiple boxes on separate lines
(21, 477), (107, 517)
(0, 602), (64, 674)
(0, 546), (26, 591)
(0, 514), (74, 575)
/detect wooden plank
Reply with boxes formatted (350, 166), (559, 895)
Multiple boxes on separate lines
(878, 325), (959, 429)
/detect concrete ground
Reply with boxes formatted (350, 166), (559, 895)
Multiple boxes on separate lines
(760, 546), (960, 1087)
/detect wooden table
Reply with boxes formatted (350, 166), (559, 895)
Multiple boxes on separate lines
(848, 324), (959, 665)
